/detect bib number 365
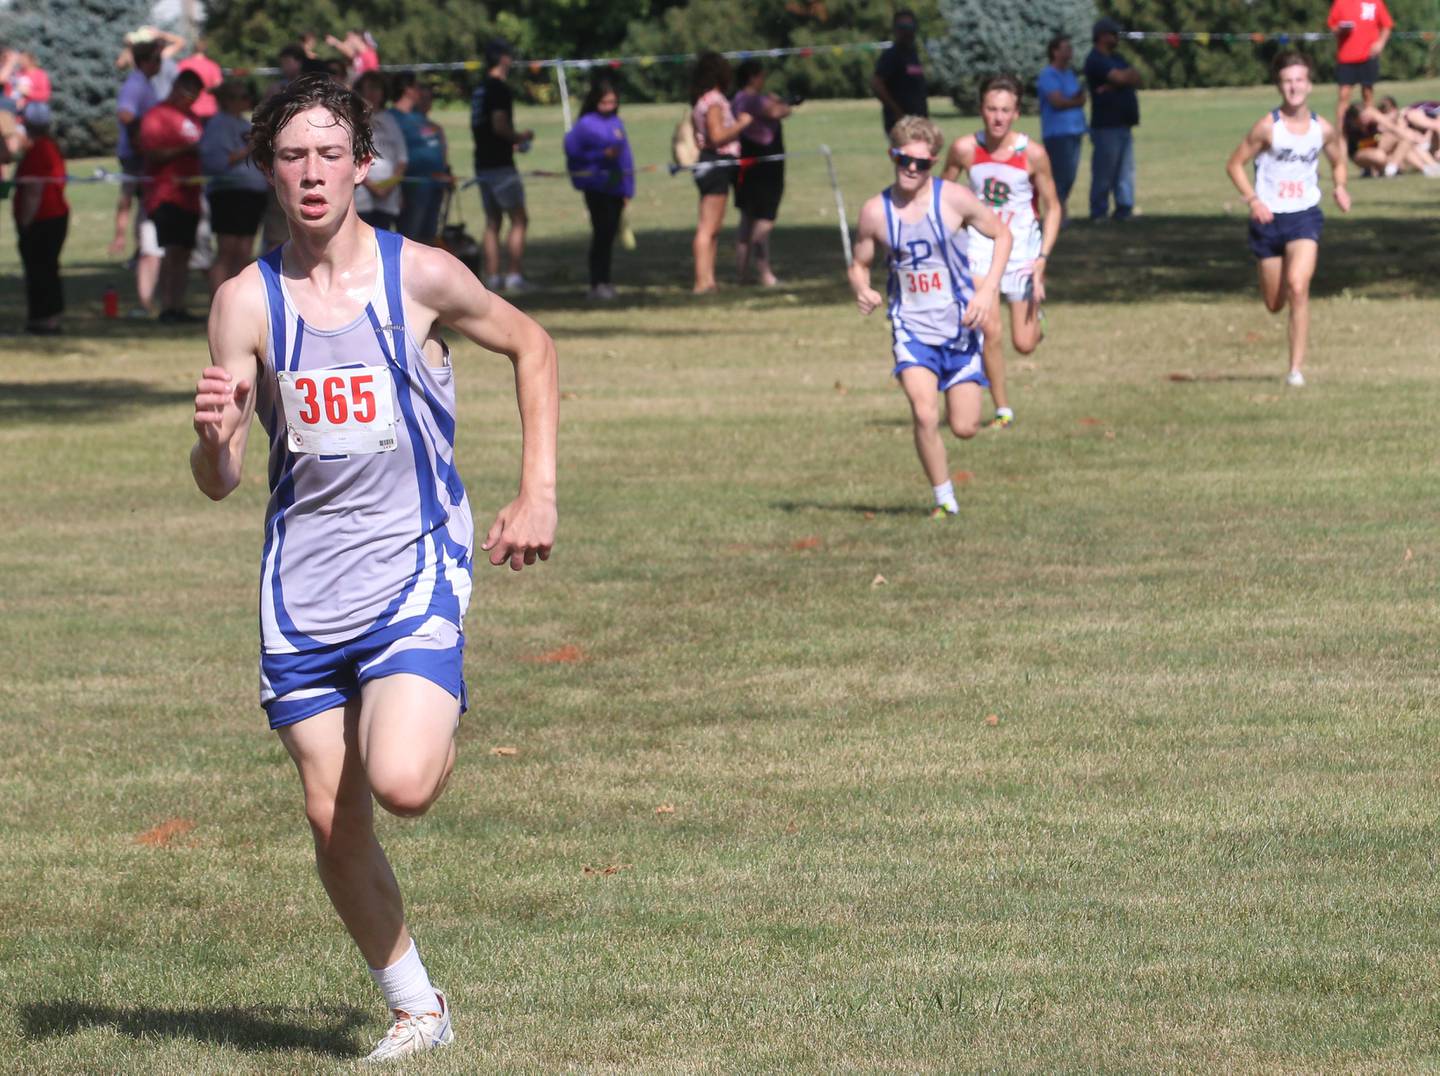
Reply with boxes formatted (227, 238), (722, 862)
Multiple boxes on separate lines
(278, 364), (398, 455)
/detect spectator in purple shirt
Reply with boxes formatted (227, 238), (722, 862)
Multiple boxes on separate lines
(731, 60), (796, 287)
(562, 78), (634, 300)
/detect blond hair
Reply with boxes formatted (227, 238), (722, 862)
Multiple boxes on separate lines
(888, 115), (943, 156)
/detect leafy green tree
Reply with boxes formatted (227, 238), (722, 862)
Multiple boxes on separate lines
(932, 0), (1097, 113)
(0, 0), (152, 156)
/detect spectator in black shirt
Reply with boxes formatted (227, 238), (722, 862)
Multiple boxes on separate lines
(872, 10), (928, 134)
(470, 39), (535, 292)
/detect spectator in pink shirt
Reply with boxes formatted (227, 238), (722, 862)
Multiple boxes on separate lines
(0, 49), (51, 111)
(177, 37), (224, 120)
(689, 51), (752, 293)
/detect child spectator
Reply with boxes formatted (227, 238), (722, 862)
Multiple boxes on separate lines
(13, 102), (68, 334)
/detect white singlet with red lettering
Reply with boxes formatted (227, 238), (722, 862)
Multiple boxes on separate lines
(966, 132), (1043, 297)
(1255, 108), (1322, 213)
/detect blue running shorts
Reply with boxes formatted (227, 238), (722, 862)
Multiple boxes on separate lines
(891, 337), (989, 392)
(260, 615), (467, 730)
(1248, 206), (1324, 260)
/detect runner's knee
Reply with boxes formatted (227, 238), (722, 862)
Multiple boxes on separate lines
(370, 765), (443, 819)
(910, 403), (941, 433)
(949, 416), (979, 440)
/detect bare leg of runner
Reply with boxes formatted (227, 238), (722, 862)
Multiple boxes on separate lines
(280, 703), (413, 970)
(980, 304), (1010, 419)
(944, 380), (982, 440)
(1010, 296), (1044, 355)
(279, 675), (459, 969)
(1257, 255), (1286, 314)
(899, 366), (950, 486)
(1281, 239), (1318, 376)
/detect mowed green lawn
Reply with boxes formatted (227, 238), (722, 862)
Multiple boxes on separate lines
(3, 77), (1440, 1072)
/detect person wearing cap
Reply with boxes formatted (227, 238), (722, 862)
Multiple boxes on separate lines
(470, 39), (534, 292)
(139, 69), (205, 322)
(1084, 16), (1142, 221)
(177, 37), (223, 121)
(872, 10), (928, 134)
(12, 101), (68, 334)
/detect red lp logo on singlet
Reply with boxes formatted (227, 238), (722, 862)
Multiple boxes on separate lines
(981, 177), (1012, 208)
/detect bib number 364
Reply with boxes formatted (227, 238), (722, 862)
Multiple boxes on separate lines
(901, 268), (951, 311)
(278, 365), (398, 455)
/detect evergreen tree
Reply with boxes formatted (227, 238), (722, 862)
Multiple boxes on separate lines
(0, 0), (152, 156)
(932, 0), (1098, 113)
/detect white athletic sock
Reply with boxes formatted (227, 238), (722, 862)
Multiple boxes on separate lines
(995, 407), (1014, 419)
(933, 480), (958, 510)
(369, 939), (441, 1017)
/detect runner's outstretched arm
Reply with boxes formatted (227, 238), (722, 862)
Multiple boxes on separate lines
(1226, 116), (1275, 224)
(191, 268), (265, 500)
(1028, 144), (1063, 303)
(848, 196), (886, 315)
(948, 185), (1011, 328)
(1320, 118), (1352, 212)
(405, 244), (558, 572)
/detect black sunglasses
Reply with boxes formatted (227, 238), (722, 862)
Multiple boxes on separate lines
(890, 150), (935, 172)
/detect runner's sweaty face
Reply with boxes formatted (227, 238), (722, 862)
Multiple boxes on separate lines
(892, 139), (935, 195)
(981, 90), (1018, 144)
(269, 105), (372, 230)
(1276, 65), (1312, 111)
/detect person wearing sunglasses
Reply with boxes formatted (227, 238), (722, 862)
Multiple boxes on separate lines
(848, 116), (1012, 519)
(942, 74), (1063, 431)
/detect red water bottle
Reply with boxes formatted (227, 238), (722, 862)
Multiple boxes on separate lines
(103, 284), (119, 319)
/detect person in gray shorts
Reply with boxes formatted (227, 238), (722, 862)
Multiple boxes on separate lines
(470, 39), (535, 291)
(189, 74), (558, 1062)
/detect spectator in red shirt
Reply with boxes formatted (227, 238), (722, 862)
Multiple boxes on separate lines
(139, 69), (204, 322)
(13, 102), (68, 334)
(9, 51), (51, 111)
(177, 37), (224, 120)
(1329, 0), (1393, 129)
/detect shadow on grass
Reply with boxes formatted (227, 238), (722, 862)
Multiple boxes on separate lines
(20, 999), (368, 1056)
(0, 379), (193, 423)
(773, 499), (917, 516)
(4, 212), (1435, 337)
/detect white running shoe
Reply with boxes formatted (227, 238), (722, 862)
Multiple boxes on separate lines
(504, 273), (535, 293)
(364, 989), (453, 1062)
(1285, 370), (1305, 388)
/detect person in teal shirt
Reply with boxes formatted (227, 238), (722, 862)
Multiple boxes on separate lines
(389, 72), (452, 241)
(1036, 34), (1087, 221)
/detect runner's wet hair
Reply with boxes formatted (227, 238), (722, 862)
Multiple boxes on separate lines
(249, 73), (375, 171)
(979, 74), (1023, 108)
(1271, 50), (1313, 81)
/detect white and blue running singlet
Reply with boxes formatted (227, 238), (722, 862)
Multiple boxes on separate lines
(253, 229), (474, 659)
(883, 178), (982, 355)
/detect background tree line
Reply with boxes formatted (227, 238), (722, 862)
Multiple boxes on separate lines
(5, 0), (1438, 157)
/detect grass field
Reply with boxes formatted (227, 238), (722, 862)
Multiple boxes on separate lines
(3, 77), (1440, 1072)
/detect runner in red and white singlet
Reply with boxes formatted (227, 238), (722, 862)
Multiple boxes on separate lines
(942, 74), (1062, 430)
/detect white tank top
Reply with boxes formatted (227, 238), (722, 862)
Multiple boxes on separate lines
(882, 178), (977, 350)
(966, 132), (1040, 266)
(1255, 109), (1323, 213)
